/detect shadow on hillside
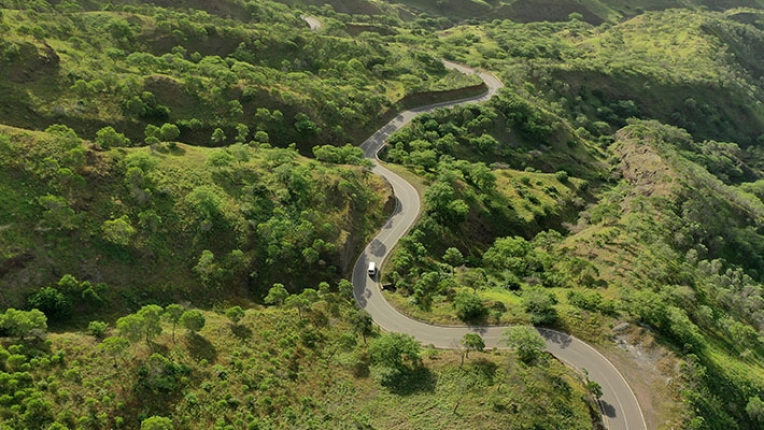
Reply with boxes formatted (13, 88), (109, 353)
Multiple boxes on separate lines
(230, 323), (252, 340)
(382, 366), (437, 395)
(470, 358), (498, 384)
(186, 332), (217, 362)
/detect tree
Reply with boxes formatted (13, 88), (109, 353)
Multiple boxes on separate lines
(461, 333), (485, 361)
(285, 288), (317, 318)
(225, 306), (245, 325)
(254, 130), (269, 143)
(349, 309), (374, 344)
(159, 123), (180, 142)
(235, 123), (249, 143)
(338, 279), (354, 302)
(28, 286), (72, 321)
(211, 128), (226, 145)
(453, 290), (486, 322)
(98, 336), (130, 366)
(88, 321), (108, 339)
(0, 308), (47, 340)
(141, 416), (173, 430)
(180, 310), (205, 334)
(369, 333), (422, 370)
(502, 326), (546, 364)
(586, 380), (603, 399)
(138, 305), (164, 340)
(116, 313), (144, 343)
(228, 142), (250, 167)
(102, 215), (136, 246)
(522, 288), (558, 325)
(117, 305), (163, 344)
(443, 247), (463, 272)
(264, 283), (289, 306)
(483, 236), (531, 274)
(95, 126), (130, 148)
(164, 304), (184, 342)
(747, 396), (764, 424)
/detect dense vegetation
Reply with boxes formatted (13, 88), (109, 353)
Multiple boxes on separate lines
(0, 289), (598, 429)
(2, 0), (764, 429)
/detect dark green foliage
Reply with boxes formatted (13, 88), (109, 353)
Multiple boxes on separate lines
(28, 287), (72, 321)
(453, 290), (486, 322)
(522, 289), (558, 326)
(369, 332), (422, 371)
(138, 353), (191, 393)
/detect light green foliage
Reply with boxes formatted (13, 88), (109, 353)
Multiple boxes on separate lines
(227, 142), (251, 166)
(95, 126), (130, 148)
(164, 304), (184, 341)
(460, 333), (485, 359)
(102, 215), (136, 246)
(225, 306), (245, 325)
(443, 247), (463, 268)
(117, 305), (163, 343)
(0, 308), (47, 340)
(98, 336), (130, 365)
(88, 321), (108, 339)
(285, 288), (318, 318)
(179, 310), (205, 333)
(141, 416), (173, 430)
(453, 290), (486, 322)
(211, 128), (226, 145)
(483, 236), (531, 274)
(235, 123), (249, 143)
(349, 308), (375, 344)
(502, 326), (546, 364)
(159, 123), (180, 142)
(369, 332), (422, 370)
(265, 283), (289, 306)
(747, 396), (764, 423)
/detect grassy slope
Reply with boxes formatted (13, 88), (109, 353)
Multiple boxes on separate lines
(0, 2), (480, 149)
(0, 124), (390, 317)
(0, 303), (596, 429)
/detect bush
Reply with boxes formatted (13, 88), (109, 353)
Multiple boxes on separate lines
(453, 290), (486, 321)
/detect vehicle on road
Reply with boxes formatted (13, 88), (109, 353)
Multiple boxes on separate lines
(367, 262), (376, 277)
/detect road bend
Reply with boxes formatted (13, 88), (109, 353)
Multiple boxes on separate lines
(351, 62), (647, 430)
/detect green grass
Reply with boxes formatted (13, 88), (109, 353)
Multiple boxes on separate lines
(0, 301), (596, 429)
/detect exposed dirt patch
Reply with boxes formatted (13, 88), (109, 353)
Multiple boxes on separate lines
(0, 252), (34, 279)
(613, 133), (676, 200)
(600, 326), (683, 429)
(4, 41), (60, 84)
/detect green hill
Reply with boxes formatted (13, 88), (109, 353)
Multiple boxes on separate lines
(0, 124), (390, 316)
(0, 299), (597, 429)
(3, 0), (764, 429)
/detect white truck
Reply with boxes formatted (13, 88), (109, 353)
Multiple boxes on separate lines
(367, 262), (376, 277)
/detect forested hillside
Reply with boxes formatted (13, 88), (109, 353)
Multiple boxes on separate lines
(1, 0), (764, 429)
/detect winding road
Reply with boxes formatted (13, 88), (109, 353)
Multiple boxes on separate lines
(351, 62), (647, 430)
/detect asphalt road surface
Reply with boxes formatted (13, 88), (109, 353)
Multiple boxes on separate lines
(352, 63), (647, 430)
